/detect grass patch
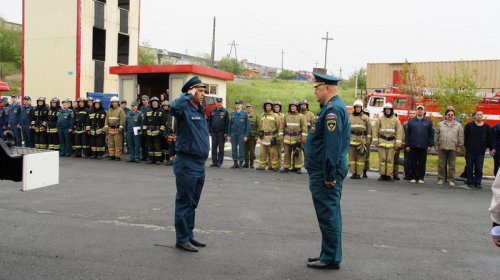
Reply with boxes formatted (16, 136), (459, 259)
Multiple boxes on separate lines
(0, 61), (21, 76)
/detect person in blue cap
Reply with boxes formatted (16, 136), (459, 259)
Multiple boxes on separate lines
(304, 73), (350, 270)
(21, 96), (34, 148)
(208, 97), (228, 167)
(228, 99), (250, 168)
(8, 96), (22, 146)
(170, 76), (209, 252)
(0, 97), (8, 139)
(138, 95), (150, 161)
(125, 100), (143, 163)
(57, 99), (74, 156)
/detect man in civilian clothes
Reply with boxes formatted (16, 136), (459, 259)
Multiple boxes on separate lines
(405, 105), (434, 184)
(464, 111), (493, 189)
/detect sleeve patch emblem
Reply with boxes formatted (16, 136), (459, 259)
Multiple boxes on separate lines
(327, 119), (337, 132)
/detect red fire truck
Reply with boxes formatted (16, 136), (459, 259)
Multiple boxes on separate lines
(0, 81), (10, 97)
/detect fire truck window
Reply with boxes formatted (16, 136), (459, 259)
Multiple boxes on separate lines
(394, 98), (407, 108)
(205, 97), (216, 105)
(370, 97), (385, 107)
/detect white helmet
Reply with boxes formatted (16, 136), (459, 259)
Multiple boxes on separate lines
(353, 100), (364, 107)
(110, 96), (119, 102)
(383, 102), (393, 109)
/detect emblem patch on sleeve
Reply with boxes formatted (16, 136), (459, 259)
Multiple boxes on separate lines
(327, 119), (337, 132)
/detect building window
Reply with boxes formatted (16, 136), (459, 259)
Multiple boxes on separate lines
(94, 60), (105, 93)
(209, 84), (218, 95)
(95, 0), (106, 3)
(94, 1), (105, 28)
(92, 28), (106, 61)
(117, 34), (130, 65)
(118, 0), (130, 10)
(119, 9), (129, 34)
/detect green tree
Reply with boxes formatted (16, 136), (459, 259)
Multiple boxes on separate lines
(432, 65), (483, 124)
(397, 60), (427, 110)
(277, 69), (298, 80)
(341, 68), (366, 91)
(0, 17), (22, 67)
(218, 57), (242, 75)
(139, 41), (157, 65)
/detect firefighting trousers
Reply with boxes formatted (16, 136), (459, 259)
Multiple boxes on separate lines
(90, 134), (106, 156)
(141, 134), (148, 160)
(283, 143), (303, 169)
(244, 137), (257, 161)
(259, 144), (278, 169)
(107, 132), (123, 157)
(34, 131), (47, 149)
(58, 128), (72, 156)
(364, 147), (371, 172)
(174, 156), (205, 244)
(47, 131), (60, 150)
(147, 135), (162, 161)
(393, 149), (401, 177)
(348, 145), (366, 175)
(378, 147), (395, 176)
(21, 127), (34, 148)
(73, 133), (90, 157)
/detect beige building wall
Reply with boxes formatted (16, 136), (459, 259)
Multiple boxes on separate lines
(24, 0), (77, 100)
(367, 60), (500, 92)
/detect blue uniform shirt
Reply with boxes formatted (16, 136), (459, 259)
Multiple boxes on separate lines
(20, 105), (34, 127)
(209, 107), (229, 133)
(228, 110), (250, 136)
(125, 110), (143, 133)
(304, 95), (350, 182)
(57, 108), (74, 129)
(8, 103), (21, 125)
(0, 107), (6, 127)
(170, 93), (209, 161)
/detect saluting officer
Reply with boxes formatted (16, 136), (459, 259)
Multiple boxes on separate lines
(304, 73), (350, 270)
(208, 97), (229, 167)
(21, 96), (34, 148)
(57, 99), (74, 157)
(348, 100), (372, 179)
(46, 98), (61, 150)
(228, 99), (250, 168)
(31, 97), (49, 149)
(105, 96), (126, 161)
(279, 100), (307, 174)
(88, 99), (107, 159)
(257, 100), (280, 171)
(143, 97), (166, 164)
(170, 76), (210, 252)
(243, 103), (260, 168)
(8, 96), (22, 146)
(125, 100), (143, 163)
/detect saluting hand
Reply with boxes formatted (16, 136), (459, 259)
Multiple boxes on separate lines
(324, 181), (336, 188)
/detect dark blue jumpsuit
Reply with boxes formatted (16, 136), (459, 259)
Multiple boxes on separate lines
(57, 108), (74, 156)
(228, 110), (250, 162)
(208, 106), (228, 165)
(304, 95), (350, 265)
(20, 105), (34, 148)
(170, 93), (209, 244)
(8, 103), (22, 146)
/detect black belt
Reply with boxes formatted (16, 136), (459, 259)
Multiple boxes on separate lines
(351, 131), (367, 136)
(380, 135), (395, 141)
(110, 125), (119, 128)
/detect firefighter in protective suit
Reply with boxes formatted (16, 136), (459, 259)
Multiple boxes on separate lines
(299, 98), (316, 130)
(348, 100), (372, 179)
(372, 102), (403, 181)
(279, 100), (308, 174)
(143, 97), (166, 164)
(257, 100), (280, 171)
(105, 96), (126, 161)
(31, 97), (49, 149)
(271, 100), (285, 169)
(88, 99), (107, 159)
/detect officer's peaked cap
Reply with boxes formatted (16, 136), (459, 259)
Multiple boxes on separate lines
(131, 100), (139, 106)
(235, 99), (243, 104)
(312, 73), (341, 87)
(182, 76), (207, 93)
(216, 97), (223, 102)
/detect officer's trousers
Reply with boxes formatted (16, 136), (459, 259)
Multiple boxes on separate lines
(141, 134), (148, 160)
(58, 128), (72, 156)
(90, 134), (106, 156)
(147, 134), (162, 162)
(211, 131), (225, 165)
(378, 146), (395, 176)
(73, 132), (90, 157)
(47, 131), (59, 150)
(21, 126), (34, 148)
(230, 133), (245, 162)
(10, 125), (21, 146)
(34, 130), (47, 149)
(244, 136), (257, 161)
(348, 145), (366, 175)
(107, 131), (123, 157)
(259, 144), (278, 169)
(283, 143), (303, 169)
(174, 156), (205, 244)
(308, 171), (343, 265)
(127, 133), (141, 161)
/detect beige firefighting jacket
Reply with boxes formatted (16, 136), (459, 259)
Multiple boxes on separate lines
(279, 112), (308, 145)
(349, 113), (372, 146)
(372, 115), (403, 149)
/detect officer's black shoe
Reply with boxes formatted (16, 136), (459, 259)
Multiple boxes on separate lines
(306, 260), (340, 270)
(239, 160), (244, 168)
(387, 176), (395, 182)
(89, 155), (97, 159)
(350, 174), (357, 179)
(393, 176), (400, 181)
(127, 159), (135, 163)
(363, 171), (368, 178)
(474, 185), (482, 189)
(148, 160), (156, 164)
(109, 156), (115, 160)
(242, 160), (249, 168)
(308, 257), (320, 262)
(231, 160), (239, 169)
(210, 163), (218, 167)
(249, 161), (254, 169)
(216, 163), (222, 167)
(189, 238), (206, 247)
(175, 242), (199, 252)
(280, 168), (289, 173)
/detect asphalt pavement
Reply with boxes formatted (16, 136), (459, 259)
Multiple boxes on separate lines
(0, 156), (499, 280)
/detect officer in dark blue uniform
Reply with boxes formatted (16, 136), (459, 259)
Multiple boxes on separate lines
(57, 99), (74, 156)
(228, 99), (250, 168)
(304, 73), (350, 270)
(208, 97), (228, 167)
(20, 96), (34, 148)
(170, 76), (210, 252)
(0, 97), (8, 139)
(8, 96), (22, 146)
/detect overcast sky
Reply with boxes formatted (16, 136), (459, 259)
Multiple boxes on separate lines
(1, 0), (499, 78)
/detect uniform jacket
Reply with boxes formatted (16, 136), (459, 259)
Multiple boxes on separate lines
(143, 107), (166, 136)
(46, 106), (61, 133)
(31, 105), (49, 132)
(8, 103), (21, 125)
(20, 105), (34, 127)
(349, 112), (372, 146)
(300, 110), (316, 130)
(73, 107), (89, 133)
(228, 109), (250, 136)
(260, 111), (279, 146)
(434, 120), (464, 150)
(372, 114), (403, 148)
(88, 108), (106, 135)
(104, 106), (126, 130)
(406, 116), (435, 148)
(275, 112), (285, 140)
(0, 107), (7, 129)
(170, 93), (209, 161)
(492, 123), (500, 151)
(490, 170), (500, 225)
(247, 112), (260, 138)
(279, 112), (307, 144)
(125, 110), (143, 134)
(208, 107), (228, 133)
(57, 108), (74, 129)
(304, 95), (350, 182)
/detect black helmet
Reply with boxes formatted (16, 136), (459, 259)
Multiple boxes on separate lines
(50, 97), (60, 107)
(37, 97), (46, 102)
(263, 99), (274, 111)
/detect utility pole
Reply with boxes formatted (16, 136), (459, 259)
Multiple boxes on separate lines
(227, 40), (239, 60)
(281, 49), (285, 71)
(321, 32), (333, 70)
(354, 69), (359, 99)
(339, 66), (342, 78)
(210, 17), (216, 67)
